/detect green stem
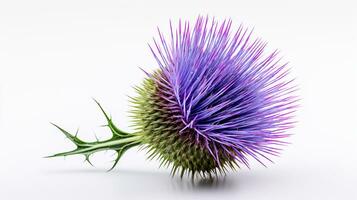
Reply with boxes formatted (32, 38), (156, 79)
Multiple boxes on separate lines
(48, 134), (142, 157)
(47, 100), (144, 170)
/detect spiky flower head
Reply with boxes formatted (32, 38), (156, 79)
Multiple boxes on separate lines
(49, 16), (298, 179)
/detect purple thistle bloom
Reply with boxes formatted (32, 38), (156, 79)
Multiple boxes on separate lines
(149, 16), (298, 167)
(49, 16), (298, 178)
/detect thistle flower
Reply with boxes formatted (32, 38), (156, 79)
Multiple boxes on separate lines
(48, 16), (298, 179)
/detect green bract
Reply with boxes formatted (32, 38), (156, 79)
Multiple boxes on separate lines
(130, 77), (237, 177)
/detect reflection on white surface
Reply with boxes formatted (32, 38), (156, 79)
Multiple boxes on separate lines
(1, 165), (355, 200)
(43, 168), (238, 193)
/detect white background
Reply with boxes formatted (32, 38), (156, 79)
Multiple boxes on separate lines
(0, 0), (356, 199)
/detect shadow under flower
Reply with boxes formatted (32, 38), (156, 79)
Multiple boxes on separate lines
(44, 167), (241, 193)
